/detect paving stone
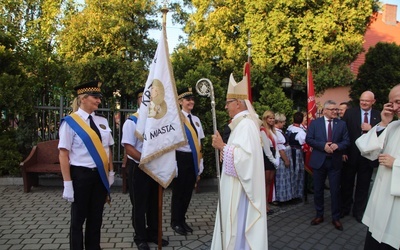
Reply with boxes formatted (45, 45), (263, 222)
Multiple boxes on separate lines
(0, 184), (368, 250)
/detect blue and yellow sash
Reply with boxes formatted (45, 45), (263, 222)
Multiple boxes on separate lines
(63, 113), (110, 195)
(183, 119), (202, 176)
(128, 113), (139, 123)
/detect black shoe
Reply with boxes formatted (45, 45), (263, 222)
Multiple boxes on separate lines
(171, 224), (187, 235)
(135, 242), (150, 250)
(148, 238), (169, 246)
(182, 222), (193, 233)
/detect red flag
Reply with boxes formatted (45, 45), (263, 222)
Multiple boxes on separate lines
(244, 62), (252, 103)
(305, 61), (316, 174)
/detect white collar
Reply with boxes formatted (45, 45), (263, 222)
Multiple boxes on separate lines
(181, 110), (191, 117)
(233, 110), (250, 120)
(77, 108), (95, 120)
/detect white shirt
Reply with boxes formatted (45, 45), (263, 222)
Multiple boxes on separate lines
(121, 115), (143, 163)
(324, 117), (333, 140)
(58, 108), (114, 168)
(287, 124), (306, 145)
(176, 110), (205, 152)
(275, 128), (287, 151)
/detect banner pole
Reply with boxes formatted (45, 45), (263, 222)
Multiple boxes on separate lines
(158, 184), (163, 250)
(195, 78), (224, 250)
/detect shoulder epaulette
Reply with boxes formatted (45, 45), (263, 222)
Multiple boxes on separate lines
(94, 112), (106, 118)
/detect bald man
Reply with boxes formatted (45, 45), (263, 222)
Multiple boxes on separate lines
(340, 91), (381, 223)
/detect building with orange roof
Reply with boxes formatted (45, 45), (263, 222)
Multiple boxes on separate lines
(316, 4), (400, 109)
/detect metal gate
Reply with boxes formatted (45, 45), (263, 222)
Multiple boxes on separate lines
(35, 96), (137, 174)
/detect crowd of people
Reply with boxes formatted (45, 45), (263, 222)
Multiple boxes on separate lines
(57, 79), (400, 250)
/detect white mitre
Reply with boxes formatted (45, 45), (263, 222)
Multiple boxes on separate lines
(228, 73), (262, 128)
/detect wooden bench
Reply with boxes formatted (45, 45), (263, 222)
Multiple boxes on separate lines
(20, 140), (61, 192)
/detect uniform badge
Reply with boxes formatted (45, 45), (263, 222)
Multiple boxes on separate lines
(99, 124), (106, 129)
(195, 122), (200, 127)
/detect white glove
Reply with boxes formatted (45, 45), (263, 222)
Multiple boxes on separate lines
(198, 158), (204, 176)
(108, 171), (115, 187)
(63, 181), (74, 202)
(274, 158), (280, 168)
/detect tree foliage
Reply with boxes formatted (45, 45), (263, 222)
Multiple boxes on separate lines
(185, 0), (378, 94)
(58, 0), (160, 100)
(0, 0), (69, 174)
(350, 42), (400, 110)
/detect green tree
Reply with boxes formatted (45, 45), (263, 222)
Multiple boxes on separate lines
(1, 0), (73, 174)
(171, 45), (228, 178)
(58, 0), (160, 102)
(183, 0), (378, 94)
(350, 42), (400, 110)
(0, 18), (31, 175)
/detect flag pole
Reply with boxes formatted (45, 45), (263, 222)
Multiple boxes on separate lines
(246, 32), (252, 103)
(305, 49), (317, 203)
(195, 78), (224, 250)
(156, 5), (169, 250)
(305, 53), (310, 203)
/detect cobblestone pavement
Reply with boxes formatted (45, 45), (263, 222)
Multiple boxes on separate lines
(0, 184), (367, 250)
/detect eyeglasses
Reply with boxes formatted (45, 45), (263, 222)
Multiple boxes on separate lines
(225, 99), (237, 105)
(325, 108), (338, 111)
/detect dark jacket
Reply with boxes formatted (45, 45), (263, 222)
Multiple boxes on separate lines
(306, 117), (350, 169)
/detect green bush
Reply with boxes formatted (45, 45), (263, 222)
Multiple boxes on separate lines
(0, 130), (22, 176)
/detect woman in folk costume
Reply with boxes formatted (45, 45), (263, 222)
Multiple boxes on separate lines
(286, 112), (306, 200)
(211, 73), (268, 250)
(58, 81), (115, 250)
(274, 113), (293, 203)
(261, 110), (280, 215)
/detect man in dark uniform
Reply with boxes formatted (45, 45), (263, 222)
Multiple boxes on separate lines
(121, 88), (168, 250)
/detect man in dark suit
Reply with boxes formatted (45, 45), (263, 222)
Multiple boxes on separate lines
(340, 91), (381, 222)
(306, 100), (350, 231)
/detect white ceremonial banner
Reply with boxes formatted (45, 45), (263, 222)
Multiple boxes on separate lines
(135, 26), (186, 188)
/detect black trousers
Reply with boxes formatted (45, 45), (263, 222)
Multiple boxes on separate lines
(127, 158), (159, 244)
(364, 230), (397, 250)
(171, 151), (196, 226)
(70, 166), (107, 250)
(127, 160), (135, 228)
(341, 155), (374, 217)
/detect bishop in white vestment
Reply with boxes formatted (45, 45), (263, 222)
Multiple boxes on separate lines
(211, 73), (268, 250)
